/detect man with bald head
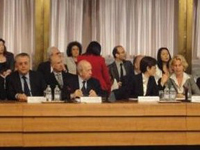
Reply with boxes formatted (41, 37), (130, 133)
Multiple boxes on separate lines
(133, 55), (144, 75)
(65, 60), (104, 100)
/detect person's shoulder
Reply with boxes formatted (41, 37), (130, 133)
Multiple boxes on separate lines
(5, 51), (14, 58)
(6, 71), (18, 80)
(89, 77), (100, 84)
(108, 61), (115, 67)
(6, 51), (14, 56)
(39, 61), (50, 66)
(123, 60), (132, 65)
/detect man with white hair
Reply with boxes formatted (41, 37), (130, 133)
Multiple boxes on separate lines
(64, 60), (104, 100)
(37, 47), (67, 78)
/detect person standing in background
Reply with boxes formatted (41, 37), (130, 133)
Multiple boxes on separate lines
(108, 45), (134, 100)
(66, 41), (82, 74)
(0, 38), (14, 78)
(155, 47), (172, 84)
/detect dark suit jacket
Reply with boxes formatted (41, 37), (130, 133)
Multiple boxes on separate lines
(6, 70), (47, 100)
(45, 71), (71, 100)
(37, 61), (68, 82)
(129, 73), (159, 98)
(0, 76), (6, 100)
(37, 61), (51, 78)
(108, 60), (134, 100)
(64, 74), (104, 100)
(197, 77), (200, 89)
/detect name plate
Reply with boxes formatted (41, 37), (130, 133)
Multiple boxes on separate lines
(27, 97), (46, 103)
(138, 96), (159, 102)
(80, 97), (102, 103)
(191, 96), (200, 103)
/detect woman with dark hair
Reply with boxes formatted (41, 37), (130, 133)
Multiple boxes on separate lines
(78, 41), (111, 97)
(155, 47), (172, 84)
(129, 56), (159, 98)
(0, 38), (14, 78)
(66, 41), (82, 74)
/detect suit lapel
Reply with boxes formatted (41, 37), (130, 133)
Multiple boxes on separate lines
(138, 74), (144, 96)
(16, 72), (23, 93)
(112, 63), (120, 81)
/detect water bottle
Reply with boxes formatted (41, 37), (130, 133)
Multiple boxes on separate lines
(45, 85), (52, 101)
(169, 86), (176, 101)
(54, 85), (61, 101)
(164, 85), (170, 100)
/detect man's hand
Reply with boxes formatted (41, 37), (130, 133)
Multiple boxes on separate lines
(89, 90), (97, 97)
(16, 93), (27, 102)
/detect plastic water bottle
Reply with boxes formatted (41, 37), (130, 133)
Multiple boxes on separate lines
(45, 85), (52, 101)
(164, 86), (170, 100)
(54, 85), (61, 101)
(169, 86), (176, 101)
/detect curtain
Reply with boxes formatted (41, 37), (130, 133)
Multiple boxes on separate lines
(192, 0), (200, 78)
(193, 0), (200, 59)
(0, 0), (35, 65)
(50, 0), (178, 60)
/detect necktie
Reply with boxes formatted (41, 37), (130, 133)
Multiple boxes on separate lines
(22, 76), (30, 96)
(81, 81), (87, 96)
(56, 73), (63, 88)
(120, 63), (124, 81)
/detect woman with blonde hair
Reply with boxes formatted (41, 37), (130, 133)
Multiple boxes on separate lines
(161, 54), (200, 98)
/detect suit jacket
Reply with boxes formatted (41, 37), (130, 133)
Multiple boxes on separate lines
(6, 70), (47, 100)
(0, 76), (6, 100)
(45, 71), (71, 100)
(37, 61), (51, 78)
(129, 73), (159, 98)
(78, 55), (111, 92)
(64, 74), (105, 100)
(108, 60), (134, 82)
(37, 61), (68, 82)
(166, 74), (200, 96)
(197, 77), (200, 89)
(108, 60), (134, 100)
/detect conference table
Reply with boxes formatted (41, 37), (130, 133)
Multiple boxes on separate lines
(0, 100), (200, 147)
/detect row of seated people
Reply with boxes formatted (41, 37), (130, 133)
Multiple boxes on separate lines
(1, 39), (200, 101)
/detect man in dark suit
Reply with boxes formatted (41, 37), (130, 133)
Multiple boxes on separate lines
(65, 60), (104, 100)
(45, 55), (70, 100)
(6, 53), (46, 101)
(108, 45), (134, 100)
(37, 47), (67, 78)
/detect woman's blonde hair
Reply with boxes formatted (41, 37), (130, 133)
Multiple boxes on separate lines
(170, 54), (188, 71)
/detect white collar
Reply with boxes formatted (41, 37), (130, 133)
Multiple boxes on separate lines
(170, 72), (190, 86)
